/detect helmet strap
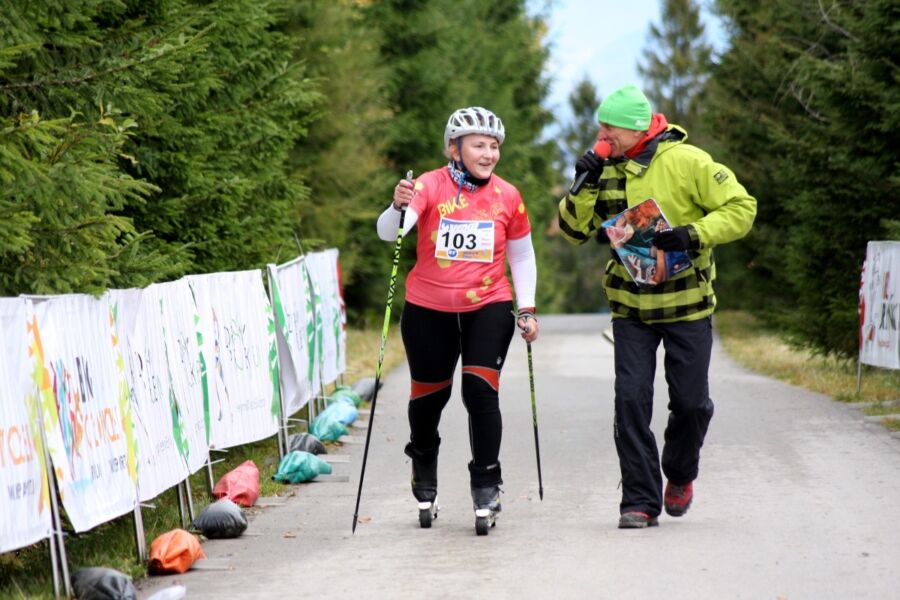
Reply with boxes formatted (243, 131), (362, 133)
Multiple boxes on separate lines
(454, 138), (470, 177)
(452, 138), (469, 202)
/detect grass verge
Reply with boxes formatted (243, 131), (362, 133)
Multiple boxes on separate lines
(714, 310), (900, 431)
(0, 326), (404, 599)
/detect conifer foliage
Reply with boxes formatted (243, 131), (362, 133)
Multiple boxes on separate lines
(0, 0), (318, 294)
(0, 0), (560, 321)
(284, 0), (395, 321)
(705, 0), (899, 356)
(638, 0), (713, 133)
(544, 77), (609, 313)
(362, 0), (558, 310)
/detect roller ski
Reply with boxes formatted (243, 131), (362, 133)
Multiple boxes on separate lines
(406, 442), (439, 529)
(472, 485), (501, 536)
(417, 499), (439, 528)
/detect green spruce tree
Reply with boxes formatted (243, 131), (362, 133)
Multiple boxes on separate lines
(0, 1), (319, 293)
(285, 0), (396, 322)
(638, 0), (713, 133)
(542, 77), (609, 312)
(706, 0), (899, 355)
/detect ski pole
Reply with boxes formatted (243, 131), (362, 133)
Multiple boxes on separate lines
(526, 340), (544, 500)
(352, 170), (413, 534)
(515, 310), (544, 500)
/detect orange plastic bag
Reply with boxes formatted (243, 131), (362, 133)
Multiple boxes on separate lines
(212, 460), (260, 507)
(148, 529), (206, 575)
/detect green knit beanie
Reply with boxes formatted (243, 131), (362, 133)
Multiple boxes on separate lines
(595, 84), (652, 131)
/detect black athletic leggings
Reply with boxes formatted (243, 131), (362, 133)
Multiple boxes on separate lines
(400, 300), (515, 487)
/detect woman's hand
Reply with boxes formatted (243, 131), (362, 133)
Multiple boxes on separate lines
(516, 310), (539, 343)
(393, 178), (415, 210)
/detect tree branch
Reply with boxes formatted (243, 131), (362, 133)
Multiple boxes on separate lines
(787, 82), (827, 122)
(0, 25), (213, 92)
(817, 0), (857, 42)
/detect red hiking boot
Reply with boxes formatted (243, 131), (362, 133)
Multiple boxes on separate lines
(618, 511), (659, 529)
(664, 481), (693, 517)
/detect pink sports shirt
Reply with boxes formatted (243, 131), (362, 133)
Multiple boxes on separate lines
(405, 166), (531, 312)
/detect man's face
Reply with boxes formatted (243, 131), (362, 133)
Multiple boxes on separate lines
(598, 123), (645, 157)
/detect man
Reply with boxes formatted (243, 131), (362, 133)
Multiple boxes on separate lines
(558, 84), (756, 528)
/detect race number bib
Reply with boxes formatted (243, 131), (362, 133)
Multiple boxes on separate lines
(434, 218), (495, 263)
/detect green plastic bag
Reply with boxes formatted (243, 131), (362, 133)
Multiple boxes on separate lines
(272, 451), (333, 483)
(310, 409), (348, 442)
(329, 385), (362, 408)
(320, 397), (357, 426)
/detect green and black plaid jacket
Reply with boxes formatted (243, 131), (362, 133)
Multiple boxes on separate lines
(558, 123), (756, 323)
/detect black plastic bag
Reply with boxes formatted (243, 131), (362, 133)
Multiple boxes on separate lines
(190, 497), (247, 539)
(351, 377), (381, 403)
(287, 432), (326, 455)
(72, 567), (137, 600)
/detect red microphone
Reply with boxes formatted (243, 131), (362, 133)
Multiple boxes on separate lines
(570, 139), (612, 195)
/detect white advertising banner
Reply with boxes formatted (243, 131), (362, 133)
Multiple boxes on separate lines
(112, 282), (209, 502)
(0, 298), (52, 553)
(32, 294), (137, 533)
(268, 259), (314, 415)
(158, 279), (209, 474)
(305, 249), (346, 385)
(110, 287), (176, 502)
(188, 271), (280, 449)
(859, 241), (900, 369)
(304, 258), (325, 397)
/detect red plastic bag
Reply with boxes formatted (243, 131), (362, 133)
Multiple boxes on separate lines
(212, 460), (260, 507)
(148, 529), (205, 575)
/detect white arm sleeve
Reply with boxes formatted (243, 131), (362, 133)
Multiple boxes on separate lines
(376, 204), (419, 240)
(507, 234), (537, 310)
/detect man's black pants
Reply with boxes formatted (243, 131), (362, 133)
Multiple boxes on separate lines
(612, 316), (713, 517)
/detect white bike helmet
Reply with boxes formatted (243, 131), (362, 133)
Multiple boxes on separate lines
(443, 106), (505, 149)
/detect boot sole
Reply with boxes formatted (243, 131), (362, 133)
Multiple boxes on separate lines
(618, 515), (659, 529)
(664, 501), (691, 517)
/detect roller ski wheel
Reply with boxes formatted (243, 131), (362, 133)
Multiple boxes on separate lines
(474, 508), (496, 536)
(418, 500), (438, 528)
(471, 482), (501, 536)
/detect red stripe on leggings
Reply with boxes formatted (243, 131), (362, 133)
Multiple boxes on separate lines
(410, 378), (452, 401)
(462, 365), (500, 392)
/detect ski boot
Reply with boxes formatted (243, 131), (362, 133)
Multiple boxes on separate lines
(469, 461), (502, 535)
(472, 484), (502, 536)
(405, 442), (439, 528)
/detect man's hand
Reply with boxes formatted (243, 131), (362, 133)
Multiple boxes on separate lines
(596, 227), (610, 244)
(574, 151), (603, 188)
(653, 226), (693, 251)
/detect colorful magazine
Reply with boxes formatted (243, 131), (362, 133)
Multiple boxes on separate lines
(601, 198), (692, 287)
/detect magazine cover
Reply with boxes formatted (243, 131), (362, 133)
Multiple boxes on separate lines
(601, 198), (692, 287)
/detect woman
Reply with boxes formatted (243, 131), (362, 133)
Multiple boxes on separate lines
(376, 106), (538, 535)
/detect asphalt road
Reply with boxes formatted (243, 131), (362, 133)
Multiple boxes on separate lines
(136, 314), (900, 600)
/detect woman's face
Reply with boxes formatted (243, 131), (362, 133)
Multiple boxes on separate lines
(450, 134), (501, 179)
